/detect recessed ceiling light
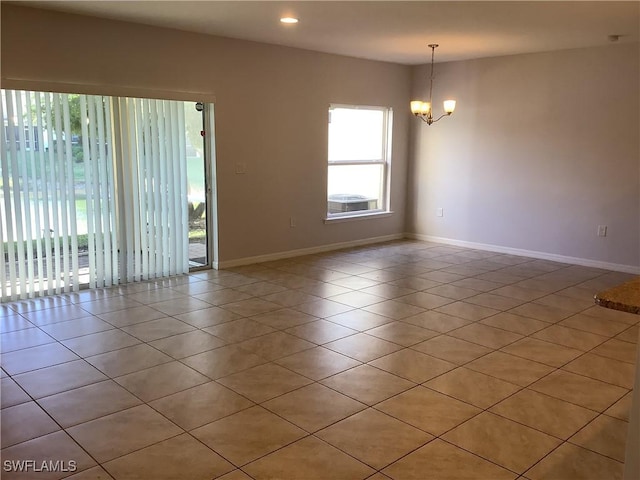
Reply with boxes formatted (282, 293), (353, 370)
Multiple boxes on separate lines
(280, 17), (299, 24)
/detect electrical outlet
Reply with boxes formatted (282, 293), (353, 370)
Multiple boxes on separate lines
(235, 162), (246, 174)
(597, 225), (607, 237)
(436, 208), (443, 217)
(290, 217), (296, 228)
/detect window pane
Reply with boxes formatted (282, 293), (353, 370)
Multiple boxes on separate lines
(328, 108), (384, 162)
(327, 164), (383, 213)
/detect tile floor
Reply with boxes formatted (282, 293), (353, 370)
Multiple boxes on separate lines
(1, 239), (638, 480)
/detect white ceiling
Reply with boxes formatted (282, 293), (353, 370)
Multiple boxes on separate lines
(15, 1), (640, 65)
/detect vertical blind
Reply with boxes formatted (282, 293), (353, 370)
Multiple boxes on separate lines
(1, 90), (189, 302)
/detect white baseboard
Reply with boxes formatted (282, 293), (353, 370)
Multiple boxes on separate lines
(217, 233), (405, 269)
(406, 233), (640, 274)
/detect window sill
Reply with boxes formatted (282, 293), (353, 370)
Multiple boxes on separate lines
(324, 211), (394, 224)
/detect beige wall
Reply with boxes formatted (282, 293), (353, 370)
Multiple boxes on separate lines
(407, 43), (640, 270)
(1, 5), (411, 263)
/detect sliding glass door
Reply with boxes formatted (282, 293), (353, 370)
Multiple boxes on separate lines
(1, 90), (214, 301)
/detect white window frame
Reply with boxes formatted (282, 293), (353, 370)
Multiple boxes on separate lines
(325, 104), (393, 221)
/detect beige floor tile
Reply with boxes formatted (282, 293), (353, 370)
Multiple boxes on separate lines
(581, 304), (639, 325)
(150, 381), (254, 430)
(0, 377), (30, 409)
(508, 302), (575, 323)
(114, 361), (209, 401)
(274, 346), (361, 380)
(369, 349), (455, 383)
(525, 442), (623, 480)
(39, 317), (114, 341)
(366, 321), (439, 346)
(389, 277), (439, 291)
(62, 330), (141, 357)
(174, 306), (241, 328)
(1, 401), (60, 448)
(263, 383), (366, 432)
(204, 318), (275, 342)
(125, 288), (187, 305)
(193, 288), (252, 306)
(329, 291), (386, 308)
(67, 405), (182, 463)
(501, 337), (584, 367)
(244, 436), (374, 480)
(491, 285), (550, 302)
(285, 319), (357, 344)
(235, 281), (288, 296)
(21, 304), (92, 325)
(448, 323), (523, 349)
(182, 344), (266, 379)
(435, 301), (500, 321)
(412, 335), (492, 365)
(605, 392), (633, 422)
(149, 330), (226, 358)
(424, 367), (521, 409)
(382, 438), (516, 480)
(120, 317), (194, 342)
(295, 298), (355, 318)
(363, 300), (425, 320)
(191, 406), (306, 466)
(86, 344), (172, 377)
(377, 386), (481, 435)
(0, 314), (34, 333)
(533, 294), (594, 313)
(359, 284), (416, 299)
(324, 333), (403, 362)
(222, 298), (282, 317)
(38, 380), (142, 427)
(322, 364), (414, 405)
(591, 338), (638, 364)
(217, 363), (311, 403)
(395, 292), (452, 309)
(81, 297), (143, 315)
(97, 305), (167, 327)
(425, 284), (480, 301)
(0, 327), (55, 353)
(616, 324), (639, 343)
(262, 290), (321, 307)
(316, 408), (431, 470)
(330, 276), (379, 290)
(559, 313), (630, 337)
(563, 353), (635, 389)
(530, 370), (628, 411)
(0, 431), (96, 480)
(326, 309), (394, 331)
(103, 433), (234, 479)
(402, 311), (471, 332)
(443, 412), (561, 473)
(480, 312), (549, 335)
(569, 415), (628, 462)
(216, 470), (253, 480)
(13, 359), (107, 399)
(1, 342), (79, 375)
(169, 280), (225, 296)
(251, 308), (317, 329)
(465, 351), (554, 387)
(465, 292), (525, 311)
(65, 466), (114, 479)
(148, 297), (212, 315)
(237, 331), (315, 360)
(490, 389), (597, 439)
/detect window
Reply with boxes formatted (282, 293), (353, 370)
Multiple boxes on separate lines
(327, 105), (392, 218)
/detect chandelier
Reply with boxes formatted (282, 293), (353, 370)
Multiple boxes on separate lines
(410, 44), (456, 125)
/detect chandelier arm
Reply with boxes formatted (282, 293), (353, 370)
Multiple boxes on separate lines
(430, 113), (451, 124)
(428, 45), (435, 106)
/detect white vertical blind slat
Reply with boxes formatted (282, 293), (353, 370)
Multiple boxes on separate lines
(61, 95), (79, 293)
(80, 96), (96, 289)
(5, 92), (27, 299)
